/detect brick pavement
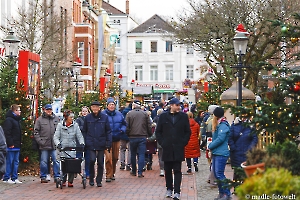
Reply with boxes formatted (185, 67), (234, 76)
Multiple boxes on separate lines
(0, 153), (238, 200)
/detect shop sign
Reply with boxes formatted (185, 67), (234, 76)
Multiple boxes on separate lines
(135, 83), (171, 89)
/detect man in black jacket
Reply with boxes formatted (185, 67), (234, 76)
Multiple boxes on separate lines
(2, 104), (22, 184)
(82, 101), (112, 187)
(156, 98), (191, 200)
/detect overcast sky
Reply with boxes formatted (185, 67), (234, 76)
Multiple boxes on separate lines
(107, 0), (189, 22)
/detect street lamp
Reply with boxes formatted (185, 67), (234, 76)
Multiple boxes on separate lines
(232, 28), (249, 106)
(2, 30), (20, 69)
(72, 62), (82, 106)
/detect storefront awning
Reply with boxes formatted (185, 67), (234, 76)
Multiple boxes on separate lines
(154, 89), (177, 94)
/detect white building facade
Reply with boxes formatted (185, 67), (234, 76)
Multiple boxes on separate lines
(126, 14), (209, 102)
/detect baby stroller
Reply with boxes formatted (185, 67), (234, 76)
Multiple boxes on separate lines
(56, 146), (86, 189)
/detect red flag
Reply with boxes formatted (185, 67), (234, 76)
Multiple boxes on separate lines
(204, 81), (209, 92)
(100, 77), (105, 93)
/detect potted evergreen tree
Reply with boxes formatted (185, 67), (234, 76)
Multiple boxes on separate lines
(241, 148), (266, 177)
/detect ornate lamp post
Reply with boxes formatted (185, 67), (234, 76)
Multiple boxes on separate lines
(232, 25), (249, 106)
(2, 30), (20, 69)
(72, 62), (82, 106)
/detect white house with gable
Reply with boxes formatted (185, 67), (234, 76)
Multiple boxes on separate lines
(126, 14), (209, 102)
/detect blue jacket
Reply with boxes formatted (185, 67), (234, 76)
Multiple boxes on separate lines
(102, 109), (127, 142)
(122, 105), (132, 118)
(228, 122), (258, 167)
(82, 112), (112, 151)
(121, 105), (132, 141)
(208, 120), (230, 157)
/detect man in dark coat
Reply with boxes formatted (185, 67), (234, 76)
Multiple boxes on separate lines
(156, 98), (191, 200)
(228, 117), (258, 182)
(2, 104), (22, 184)
(82, 101), (112, 187)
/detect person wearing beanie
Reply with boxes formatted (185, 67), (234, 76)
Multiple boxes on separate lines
(208, 107), (231, 200)
(106, 97), (115, 105)
(101, 97), (126, 182)
(213, 107), (224, 118)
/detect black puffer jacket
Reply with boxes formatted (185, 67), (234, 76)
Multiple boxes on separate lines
(2, 110), (22, 148)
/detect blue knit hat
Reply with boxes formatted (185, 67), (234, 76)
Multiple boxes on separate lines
(107, 97), (115, 105)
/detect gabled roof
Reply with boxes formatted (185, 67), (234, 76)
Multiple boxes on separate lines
(129, 14), (173, 33)
(102, 0), (126, 15)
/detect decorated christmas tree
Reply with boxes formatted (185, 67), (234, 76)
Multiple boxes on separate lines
(0, 61), (38, 172)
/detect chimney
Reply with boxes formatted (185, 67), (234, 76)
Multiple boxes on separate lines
(126, 0), (129, 14)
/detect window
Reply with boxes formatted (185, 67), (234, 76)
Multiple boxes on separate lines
(165, 65), (173, 81)
(166, 41), (173, 52)
(135, 41), (142, 53)
(114, 58), (121, 74)
(150, 65), (158, 81)
(135, 65), (143, 81)
(78, 42), (84, 63)
(186, 65), (194, 79)
(186, 46), (194, 55)
(151, 41), (157, 53)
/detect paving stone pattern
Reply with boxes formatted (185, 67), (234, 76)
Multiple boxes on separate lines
(0, 153), (237, 200)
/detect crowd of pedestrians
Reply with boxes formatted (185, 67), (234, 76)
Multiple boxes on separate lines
(0, 97), (261, 200)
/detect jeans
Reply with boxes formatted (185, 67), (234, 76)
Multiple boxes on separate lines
(164, 161), (182, 194)
(76, 149), (90, 177)
(104, 141), (120, 179)
(3, 150), (20, 181)
(119, 140), (131, 165)
(38, 150), (50, 174)
(129, 138), (146, 175)
(89, 150), (104, 184)
(212, 155), (231, 197)
(186, 157), (198, 168)
(40, 150), (60, 179)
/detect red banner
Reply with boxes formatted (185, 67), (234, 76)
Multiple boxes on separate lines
(100, 77), (105, 93)
(204, 81), (209, 92)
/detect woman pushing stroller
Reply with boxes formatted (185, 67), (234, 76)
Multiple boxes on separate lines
(53, 110), (85, 187)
